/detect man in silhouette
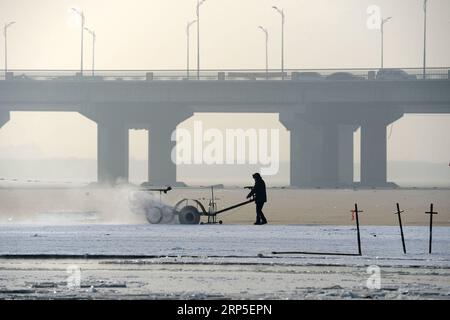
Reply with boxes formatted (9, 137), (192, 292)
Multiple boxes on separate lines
(247, 173), (268, 225)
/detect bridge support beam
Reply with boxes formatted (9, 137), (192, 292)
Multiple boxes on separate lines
(359, 106), (404, 187)
(0, 111), (10, 129)
(312, 124), (357, 187)
(97, 119), (129, 185)
(146, 110), (192, 186)
(338, 125), (357, 186)
(147, 124), (177, 186)
(320, 123), (340, 186)
(282, 114), (356, 187)
(288, 120), (318, 187)
(360, 121), (387, 187)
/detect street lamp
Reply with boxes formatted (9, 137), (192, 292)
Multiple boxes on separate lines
(423, 0), (429, 79)
(196, 0), (207, 80)
(186, 20), (197, 79)
(258, 26), (269, 78)
(84, 27), (96, 76)
(71, 8), (85, 76)
(380, 16), (392, 69)
(3, 21), (15, 78)
(272, 6), (285, 79)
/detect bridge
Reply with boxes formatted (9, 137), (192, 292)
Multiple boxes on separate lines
(1, 68), (449, 187)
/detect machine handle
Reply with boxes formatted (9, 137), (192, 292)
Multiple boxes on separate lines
(215, 198), (255, 215)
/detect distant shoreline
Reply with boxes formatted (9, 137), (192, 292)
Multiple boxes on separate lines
(1, 184), (450, 191)
(1, 187), (449, 227)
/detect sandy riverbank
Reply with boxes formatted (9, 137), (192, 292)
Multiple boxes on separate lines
(0, 187), (449, 226)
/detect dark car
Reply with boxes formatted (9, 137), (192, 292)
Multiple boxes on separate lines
(376, 68), (416, 80)
(291, 72), (323, 81)
(326, 72), (363, 81)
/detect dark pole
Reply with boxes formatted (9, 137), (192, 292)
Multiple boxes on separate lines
(423, 0), (428, 80)
(187, 20), (197, 80)
(81, 13), (84, 76)
(272, 6), (285, 80)
(72, 9), (85, 76)
(380, 17), (392, 70)
(84, 27), (95, 76)
(381, 22), (384, 69)
(4, 22), (15, 79)
(92, 32), (95, 76)
(395, 203), (406, 254)
(265, 30), (268, 78)
(258, 26), (269, 79)
(428, 204), (433, 254)
(425, 203), (438, 254)
(187, 23), (190, 79)
(281, 10), (284, 80)
(196, 0), (203, 80)
(4, 24), (7, 79)
(354, 203), (362, 256)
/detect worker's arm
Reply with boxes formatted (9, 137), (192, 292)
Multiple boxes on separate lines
(246, 185), (256, 199)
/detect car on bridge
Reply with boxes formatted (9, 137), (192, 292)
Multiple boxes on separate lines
(227, 72), (287, 80)
(376, 68), (416, 80)
(13, 74), (32, 81)
(326, 72), (364, 81)
(291, 72), (324, 81)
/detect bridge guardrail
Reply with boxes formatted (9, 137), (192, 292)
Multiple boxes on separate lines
(1, 68), (449, 82)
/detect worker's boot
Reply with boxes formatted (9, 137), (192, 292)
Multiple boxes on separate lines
(261, 215), (268, 225)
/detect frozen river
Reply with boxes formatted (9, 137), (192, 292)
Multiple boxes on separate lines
(0, 224), (449, 266)
(0, 224), (449, 299)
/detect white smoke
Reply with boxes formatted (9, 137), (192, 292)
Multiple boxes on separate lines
(0, 184), (178, 225)
(128, 189), (178, 224)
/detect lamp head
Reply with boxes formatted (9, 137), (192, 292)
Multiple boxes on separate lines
(381, 16), (392, 26)
(258, 26), (268, 35)
(5, 21), (16, 29)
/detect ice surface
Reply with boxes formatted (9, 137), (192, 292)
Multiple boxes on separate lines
(0, 224), (448, 267)
(0, 224), (449, 299)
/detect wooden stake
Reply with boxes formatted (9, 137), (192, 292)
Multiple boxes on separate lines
(394, 203), (406, 254)
(425, 204), (438, 254)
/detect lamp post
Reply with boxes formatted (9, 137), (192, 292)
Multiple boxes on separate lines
(258, 26), (269, 78)
(187, 20), (197, 79)
(196, 0), (207, 80)
(84, 27), (96, 76)
(71, 8), (85, 76)
(272, 6), (285, 79)
(3, 21), (15, 78)
(423, 0), (429, 79)
(380, 16), (392, 69)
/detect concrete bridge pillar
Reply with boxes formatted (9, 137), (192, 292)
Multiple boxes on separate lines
(320, 123), (339, 186)
(359, 106), (404, 187)
(338, 125), (357, 186)
(310, 123), (356, 187)
(287, 120), (320, 187)
(97, 119), (129, 185)
(147, 123), (177, 185)
(0, 111), (10, 129)
(360, 121), (387, 187)
(281, 113), (356, 187)
(147, 110), (192, 186)
(282, 115), (328, 187)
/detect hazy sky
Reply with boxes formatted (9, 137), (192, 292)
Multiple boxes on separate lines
(0, 0), (449, 170)
(1, 0), (449, 69)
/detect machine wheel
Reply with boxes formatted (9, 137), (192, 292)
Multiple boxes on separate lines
(161, 206), (176, 224)
(146, 207), (163, 224)
(178, 206), (201, 225)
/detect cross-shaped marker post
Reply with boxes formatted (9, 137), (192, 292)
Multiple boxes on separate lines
(425, 204), (438, 254)
(351, 204), (363, 256)
(394, 203), (406, 254)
